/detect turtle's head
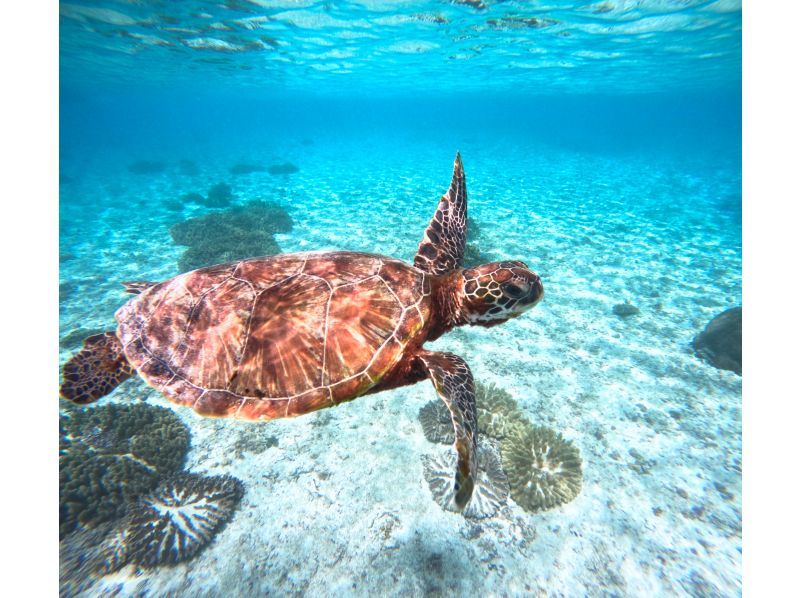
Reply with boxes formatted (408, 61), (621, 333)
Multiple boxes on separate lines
(459, 261), (543, 327)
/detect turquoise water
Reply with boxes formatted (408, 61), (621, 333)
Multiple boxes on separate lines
(60, 1), (741, 596)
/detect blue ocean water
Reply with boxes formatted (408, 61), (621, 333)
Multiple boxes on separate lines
(59, 1), (741, 596)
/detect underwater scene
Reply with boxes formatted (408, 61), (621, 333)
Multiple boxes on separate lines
(59, 1), (742, 596)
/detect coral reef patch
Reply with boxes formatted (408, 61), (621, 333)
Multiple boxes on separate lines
(422, 439), (509, 519)
(170, 200), (293, 272)
(267, 162), (300, 175)
(230, 162), (265, 175)
(128, 160), (166, 175)
(59, 403), (190, 538)
(178, 159), (199, 176)
(500, 425), (582, 513)
(693, 306), (742, 375)
(202, 182), (234, 208)
(419, 381), (582, 516)
(464, 216), (491, 266)
(99, 473), (244, 570)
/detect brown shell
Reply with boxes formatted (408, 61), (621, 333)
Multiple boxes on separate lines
(115, 252), (432, 420)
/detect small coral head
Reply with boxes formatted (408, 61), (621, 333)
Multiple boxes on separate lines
(460, 261), (543, 326)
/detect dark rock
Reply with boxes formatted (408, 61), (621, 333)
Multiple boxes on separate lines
(267, 162), (299, 175)
(692, 307), (741, 375)
(613, 302), (640, 318)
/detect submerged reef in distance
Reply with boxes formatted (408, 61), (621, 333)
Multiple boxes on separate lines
(128, 160), (166, 175)
(418, 381), (583, 516)
(170, 200), (293, 272)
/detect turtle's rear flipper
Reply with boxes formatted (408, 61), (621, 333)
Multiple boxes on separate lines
(60, 333), (134, 404)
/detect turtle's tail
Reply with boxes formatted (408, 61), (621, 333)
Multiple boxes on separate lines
(60, 333), (135, 405)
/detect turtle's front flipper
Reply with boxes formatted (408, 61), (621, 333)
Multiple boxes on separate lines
(414, 152), (467, 275)
(417, 350), (477, 510)
(60, 333), (134, 404)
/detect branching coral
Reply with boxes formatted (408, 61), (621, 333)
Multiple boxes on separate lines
(59, 403), (190, 538)
(422, 439), (509, 519)
(500, 425), (582, 513)
(99, 473), (244, 570)
(170, 201), (293, 272)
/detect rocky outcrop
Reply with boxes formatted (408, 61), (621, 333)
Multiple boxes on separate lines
(693, 307), (742, 375)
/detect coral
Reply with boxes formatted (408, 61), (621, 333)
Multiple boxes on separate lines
(59, 522), (116, 596)
(230, 162), (265, 175)
(693, 306), (741, 375)
(100, 473), (244, 570)
(59, 403), (190, 538)
(422, 439), (509, 519)
(475, 381), (528, 441)
(128, 160), (166, 175)
(418, 400), (454, 445)
(500, 425), (582, 513)
(170, 201), (293, 272)
(203, 182), (234, 207)
(267, 162), (299, 175)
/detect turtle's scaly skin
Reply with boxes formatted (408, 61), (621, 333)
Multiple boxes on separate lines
(116, 252), (432, 420)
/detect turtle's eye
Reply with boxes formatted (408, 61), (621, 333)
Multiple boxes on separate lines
(501, 282), (528, 299)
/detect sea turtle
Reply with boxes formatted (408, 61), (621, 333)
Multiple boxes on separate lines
(60, 153), (544, 509)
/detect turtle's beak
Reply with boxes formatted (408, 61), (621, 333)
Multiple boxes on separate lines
(523, 274), (544, 307)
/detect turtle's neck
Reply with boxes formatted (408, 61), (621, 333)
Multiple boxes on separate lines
(428, 269), (468, 341)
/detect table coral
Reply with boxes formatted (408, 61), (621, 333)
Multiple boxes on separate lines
(418, 400), (455, 445)
(475, 381), (528, 441)
(500, 425), (582, 513)
(100, 473), (244, 570)
(422, 439), (509, 519)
